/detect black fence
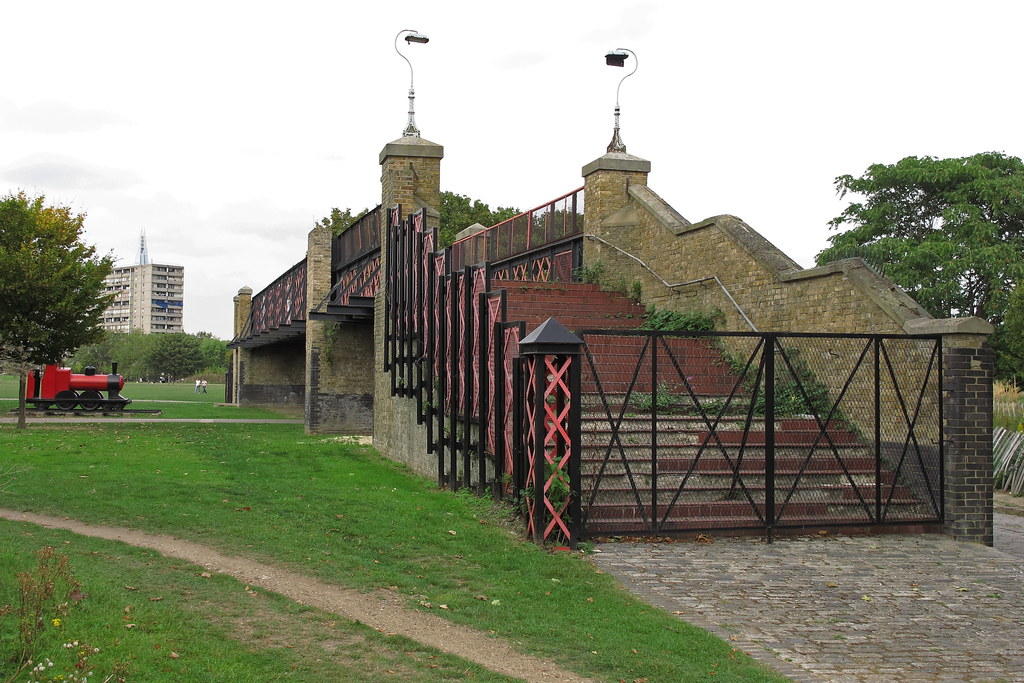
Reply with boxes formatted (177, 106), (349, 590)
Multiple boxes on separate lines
(578, 330), (943, 538)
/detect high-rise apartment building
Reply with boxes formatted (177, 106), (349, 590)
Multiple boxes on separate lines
(99, 233), (185, 334)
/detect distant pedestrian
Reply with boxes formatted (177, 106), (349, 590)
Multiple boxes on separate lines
(201, 378), (208, 393)
(194, 378), (201, 393)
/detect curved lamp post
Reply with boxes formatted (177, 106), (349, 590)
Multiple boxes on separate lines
(605, 48), (637, 153)
(395, 29), (430, 137)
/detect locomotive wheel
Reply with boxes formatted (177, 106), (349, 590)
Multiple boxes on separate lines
(54, 390), (79, 410)
(79, 390), (103, 411)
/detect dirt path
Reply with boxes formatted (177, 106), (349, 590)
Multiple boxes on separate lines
(0, 509), (592, 683)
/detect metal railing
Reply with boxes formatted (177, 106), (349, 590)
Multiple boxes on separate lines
(450, 188), (584, 271)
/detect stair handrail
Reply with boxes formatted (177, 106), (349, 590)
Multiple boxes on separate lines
(583, 234), (758, 331)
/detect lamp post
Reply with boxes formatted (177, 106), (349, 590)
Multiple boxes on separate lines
(395, 29), (430, 137)
(604, 48), (637, 153)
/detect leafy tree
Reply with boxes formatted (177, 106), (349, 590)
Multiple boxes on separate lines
(198, 336), (229, 372)
(998, 287), (1024, 383)
(144, 333), (204, 380)
(0, 191), (113, 427)
(816, 153), (1024, 324)
(316, 207), (368, 237)
(439, 191), (519, 247)
(69, 331), (157, 380)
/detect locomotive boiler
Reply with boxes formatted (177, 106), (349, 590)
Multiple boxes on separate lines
(26, 363), (132, 411)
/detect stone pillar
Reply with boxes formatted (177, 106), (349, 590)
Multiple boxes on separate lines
(379, 136), (443, 232)
(582, 151), (651, 226)
(373, 136), (444, 474)
(230, 287), (252, 404)
(580, 151), (651, 285)
(906, 317), (995, 544)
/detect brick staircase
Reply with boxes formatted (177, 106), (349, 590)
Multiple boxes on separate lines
(495, 280), (646, 333)
(496, 281), (938, 536)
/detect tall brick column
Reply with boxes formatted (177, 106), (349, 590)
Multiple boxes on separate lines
(303, 222), (375, 434)
(230, 286), (252, 404)
(907, 317), (995, 544)
(581, 151), (651, 284)
(373, 135), (444, 475)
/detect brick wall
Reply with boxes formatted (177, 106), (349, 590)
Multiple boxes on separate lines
(304, 222), (375, 434)
(236, 336), (305, 413)
(373, 136), (443, 479)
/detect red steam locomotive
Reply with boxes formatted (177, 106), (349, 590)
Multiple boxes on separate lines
(26, 363), (132, 411)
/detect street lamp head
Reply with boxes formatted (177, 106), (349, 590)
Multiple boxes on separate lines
(605, 50), (629, 67)
(395, 29), (430, 137)
(604, 47), (637, 153)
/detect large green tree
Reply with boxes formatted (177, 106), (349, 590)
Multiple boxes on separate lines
(0, 191), (113, 427)
(144, 332), (205, 380)
(439, 191), (519, 247)
(816, 153), (1024, 323)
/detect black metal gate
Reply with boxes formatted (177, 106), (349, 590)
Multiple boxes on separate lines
(578, 330), (943, 538)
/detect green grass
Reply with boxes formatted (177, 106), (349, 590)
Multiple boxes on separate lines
(0, 422), (784, 682)
(1, 524), (512, 682)
(0, 374), (295, 420)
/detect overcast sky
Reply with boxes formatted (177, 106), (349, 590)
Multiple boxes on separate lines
(3, 1), (1021, 339)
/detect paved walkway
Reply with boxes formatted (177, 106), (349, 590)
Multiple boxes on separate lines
(593, 515), (1024, 681)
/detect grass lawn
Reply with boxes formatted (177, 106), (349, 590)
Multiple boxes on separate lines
(0, 422), (785, 682)
(0, 374), (295, 420)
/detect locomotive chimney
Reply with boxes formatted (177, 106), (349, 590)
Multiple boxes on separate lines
(111, 362), (118, 375)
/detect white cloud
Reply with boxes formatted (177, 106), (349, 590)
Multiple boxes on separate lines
(1, 155), (141, 191)
(0, 99), (127, 134)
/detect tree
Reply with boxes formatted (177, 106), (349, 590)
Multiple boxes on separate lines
(198, 336), (229, 372)
(439, 191), (519, 247)
(0, 191), (113, 427)
(144, 333), (204, 380)
(816, 153), (1024, 324)
(315, 207), (368, 237)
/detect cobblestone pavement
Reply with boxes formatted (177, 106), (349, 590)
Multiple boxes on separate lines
(593, 518), (1024, 682)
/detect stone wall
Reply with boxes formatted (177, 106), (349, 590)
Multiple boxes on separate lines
(372, 135), (443, 480)
(235, 336), (305, 413)
(304, 221), (375, 434)
(581, 154), (930, 336)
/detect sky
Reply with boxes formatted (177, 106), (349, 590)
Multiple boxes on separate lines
(2, 1), (1022, 340)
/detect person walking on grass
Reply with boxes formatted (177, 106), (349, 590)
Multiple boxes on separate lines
(201, 378), (208, 393)
(194, 378), (201, 393)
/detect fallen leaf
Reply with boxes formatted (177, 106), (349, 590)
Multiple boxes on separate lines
(148, 597), (163, 602)
(200, 572), (212, 578)
(124, 585), (137, 591)
(169, 652), (180, 659)
(475, 595), (489, 601)
(826, 582), (839, 588)
(861, 595), (872, 601)
(125, 624), (136, 629)
(448, 530), (457, 536)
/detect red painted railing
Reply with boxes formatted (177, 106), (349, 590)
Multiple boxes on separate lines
(449, 188), (584, 271)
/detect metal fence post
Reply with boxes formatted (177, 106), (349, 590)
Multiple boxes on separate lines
(519, 317), (584, 548)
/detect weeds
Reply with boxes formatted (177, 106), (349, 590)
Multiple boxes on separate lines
(3, 546), (93, 682)
(641, 306), (719, 333)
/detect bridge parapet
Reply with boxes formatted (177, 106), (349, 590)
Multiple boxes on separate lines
(228, 258), (307, 349)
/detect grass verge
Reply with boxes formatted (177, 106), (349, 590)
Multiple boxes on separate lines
(1, 523), (512, 681)
(0, 422), (784, 682)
